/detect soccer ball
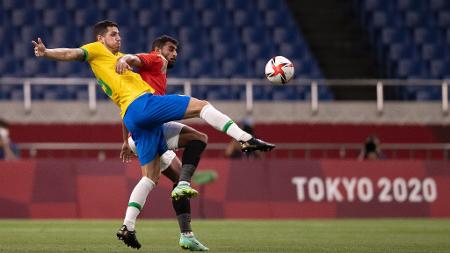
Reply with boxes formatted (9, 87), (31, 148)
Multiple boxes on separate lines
(264, 56), (295, 84)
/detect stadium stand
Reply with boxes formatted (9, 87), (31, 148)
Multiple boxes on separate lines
(354, 0), (450, 100)
(0, 0), (328, 101)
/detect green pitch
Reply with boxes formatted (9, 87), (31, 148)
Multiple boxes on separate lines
(0, 219), (449, 253)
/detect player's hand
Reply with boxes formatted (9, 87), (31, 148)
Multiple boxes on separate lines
(31, 38), (46, 57)
(120, 142), (133, 163)
(116, 57), (132, 74)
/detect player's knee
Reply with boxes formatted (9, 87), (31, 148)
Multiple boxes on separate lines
(197, 132), (208, 144)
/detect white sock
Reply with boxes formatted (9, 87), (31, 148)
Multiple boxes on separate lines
(200, 104), (252, 141)
(123, 177), (155, 231)
(178, 181), (190, 186)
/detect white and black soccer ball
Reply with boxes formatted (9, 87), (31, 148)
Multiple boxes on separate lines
(264, 56), (295, 84)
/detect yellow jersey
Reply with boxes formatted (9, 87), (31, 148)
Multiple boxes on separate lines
(80, 42), (154, 118)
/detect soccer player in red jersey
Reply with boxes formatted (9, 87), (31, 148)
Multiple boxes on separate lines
(117, 35), (209, 251)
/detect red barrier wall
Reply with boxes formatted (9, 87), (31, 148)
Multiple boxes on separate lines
(0, 159), (449, 219)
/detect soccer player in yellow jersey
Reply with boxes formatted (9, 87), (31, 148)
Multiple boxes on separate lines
(32, 20), (275, 250)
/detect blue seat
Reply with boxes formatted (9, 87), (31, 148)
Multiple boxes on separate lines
(138, 10), (167, 28)
(264, 10), (296, 28)
(43, 9), (70, 26)
(437, 11), (450, 27)
(2, 0), (26, 10)
(179, 27), (203, 44)
(370, 11), (400, 29)
(107, 9), (134, 27)
(0, 57), (16, 76)
(74, 8), (99, 27)
(56, 62), (82, 77)
(361, 0), (388, 12)
(396, 60), (427, 78)
(403, 11), (428, 28)
(12, 42), (28, 59)
(246, 42), (275, 61)
(388, 43), (416, 61)
(65, 0), (85, 11)
(11, 9), (37, 26)
(413, 28), (439, 44)
(212, 41), (243, 61)
(188, 58), (216, 78)
(397, 0), (425, 11)
(210, 28), (236, 44)
(21, 26), (48, 44)
(279, 44), (306, 59)
(430, 0), (450, 11)
(225, 0), (252, 11)
(162, 0), (187, 11)
(421, 44), (448, 61)
(272, 27), (301, 45)
(257, 0), (284, 11)
(429, 60), (450, 78)
(241, 27), (267, 44)
(34, 0), (60, 10)
(221, 59), (250, 78)
(170, 10), (198, 28)
(98, 0), (123, 10)
(380, 28), (408, 45)
(233, 10), (261, 27)
(24, 59), (49, 77)
(130, 0), (156, 10)
(181, 43), (206, 59)
(51, 25), (79, 47)
(193, 0), (218, 11)
(201, 9), (231, 28)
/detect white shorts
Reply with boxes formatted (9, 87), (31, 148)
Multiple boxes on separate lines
(128, 121), (185, 171)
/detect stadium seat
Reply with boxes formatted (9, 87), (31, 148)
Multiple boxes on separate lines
(272, 27), (301, 45)
(279, 44), (306, 60)
(396, 0), (425, 11)
(212, 41), (243, 61)
(170, 10), (199, 28)
(388, 43), (417, 61)
(403, 11), (428, 28)
(257, 0), (284, 11)
(2, 0), (26, 10)
(380, 28), (409, 45)
(241, 27), (267, 45)
(221, 59), (250, 78)
(11, 9), (37, 26)
(224, 0), (252, 11)
(233, 9), (261, 28)
(209, 28), (236, 44)
(396, 59), (427, 78)
(107, 9), (135, 27)
(246, 42), (275, 62)
(74, 8), (100, 27)
(34, 0), (59, 11)
(430, 60), (450, 78)
(263, 10), (296, 29)
(201, 9), (231, 28)
(43, 9), (70, 26)
(437, 11), (450, 28)
(64, 0), (84, 11)
(193, 0), (218, 11)
(429, 0), (450, 11)
(97, 0), (123, 11)
(413, 28), (440, 44)
(179, 27), (204, 44)
(421, 44), (447, 61)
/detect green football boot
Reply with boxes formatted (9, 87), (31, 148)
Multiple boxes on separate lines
(179, 234), (209, 251)
(171, 183), (199, 200)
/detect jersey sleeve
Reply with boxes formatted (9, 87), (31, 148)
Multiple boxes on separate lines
(137, 53), (164, 71)
(80, 42), (101, 62)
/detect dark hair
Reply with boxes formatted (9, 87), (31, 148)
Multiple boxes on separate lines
(0, 119), (8, 128)
(151, 35), (179, 50)
(93, 20), (119, 40)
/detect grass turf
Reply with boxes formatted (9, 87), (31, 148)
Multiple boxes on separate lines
(0, 219), (449, 253)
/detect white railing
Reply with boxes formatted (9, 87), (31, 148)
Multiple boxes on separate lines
(16, 142), (450, 160)
(0, 77), (448, 115)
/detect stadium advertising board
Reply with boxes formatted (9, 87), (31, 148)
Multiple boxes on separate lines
(0, 159), (448, 218)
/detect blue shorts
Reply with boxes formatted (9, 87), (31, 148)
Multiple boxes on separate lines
(123, 93), (190, 165)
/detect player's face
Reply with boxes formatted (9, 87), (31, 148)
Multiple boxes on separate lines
(159, 42), (177, 69)
(98, 26), (121, 53)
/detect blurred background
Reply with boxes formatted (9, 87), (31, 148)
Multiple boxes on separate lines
(0, 0), (449, 220)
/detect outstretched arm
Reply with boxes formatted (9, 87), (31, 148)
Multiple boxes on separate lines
(116, 54), (143, 74)
(32, 37), (84, 61)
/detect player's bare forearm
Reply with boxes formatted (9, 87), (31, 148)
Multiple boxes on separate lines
(121, 54), (143, 68)
(121, 121), (129, 143)
(43, 48), (85, 61)
(32, 38), (84, 61)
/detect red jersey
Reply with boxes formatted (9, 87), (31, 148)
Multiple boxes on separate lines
(137, 51), (167, 95)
